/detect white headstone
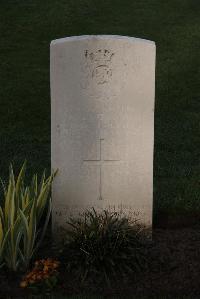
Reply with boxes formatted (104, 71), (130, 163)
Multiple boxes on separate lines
(51, 35), (156, 234)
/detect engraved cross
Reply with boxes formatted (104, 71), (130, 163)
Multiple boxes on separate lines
(83, 138), (120, 200)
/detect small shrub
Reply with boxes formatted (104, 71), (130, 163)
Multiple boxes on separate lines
(59, 208), (149, 284)
(20, 258), (60, 293)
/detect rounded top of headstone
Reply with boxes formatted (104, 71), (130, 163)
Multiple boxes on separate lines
(51, 35), (155, 47)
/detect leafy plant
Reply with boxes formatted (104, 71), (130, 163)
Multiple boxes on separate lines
(59, 208), (149, 285)
(0, 216), (9, 268)
(0, 162), (56, 271)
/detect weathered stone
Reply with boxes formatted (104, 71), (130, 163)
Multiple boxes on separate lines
(51, 35), (156, 234)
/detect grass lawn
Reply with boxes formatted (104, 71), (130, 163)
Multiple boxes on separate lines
(20, 296), (200, 299)
(0, 0), (200, 216)
(21, 295), (199, 299)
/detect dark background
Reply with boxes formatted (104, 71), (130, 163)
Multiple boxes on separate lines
(0, 0), (200, 217)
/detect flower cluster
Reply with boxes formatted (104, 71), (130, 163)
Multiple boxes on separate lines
(20, 258), (60, 288)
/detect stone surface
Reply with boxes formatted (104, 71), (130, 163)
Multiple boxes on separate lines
(51, 35), (156, 233)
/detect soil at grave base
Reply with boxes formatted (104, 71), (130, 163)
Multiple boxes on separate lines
(1, 225), (200, 298)
(153, 211), (200, 229)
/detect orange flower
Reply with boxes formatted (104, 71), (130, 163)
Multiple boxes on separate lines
(32, 274), (37, 280)
(20, 258), (60, 289)
(43, 265), (49, 272)
(27, 272), (34, 278)
(36, 274), (42, 280)
(53, 262), (59, 268)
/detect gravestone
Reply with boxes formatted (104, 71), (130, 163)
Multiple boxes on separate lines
(51, 35), (156, 234)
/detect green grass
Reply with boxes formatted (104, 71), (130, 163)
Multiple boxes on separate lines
(0, 0), (200, 215)
(22, 296), (200, 299)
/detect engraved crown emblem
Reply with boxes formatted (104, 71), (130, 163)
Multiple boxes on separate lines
(85, 49), (114, 64)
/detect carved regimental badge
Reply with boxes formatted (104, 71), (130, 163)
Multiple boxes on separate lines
(84, 49), (114, 85)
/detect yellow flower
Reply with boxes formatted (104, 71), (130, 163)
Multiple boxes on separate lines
(20, 281), (28, 288)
